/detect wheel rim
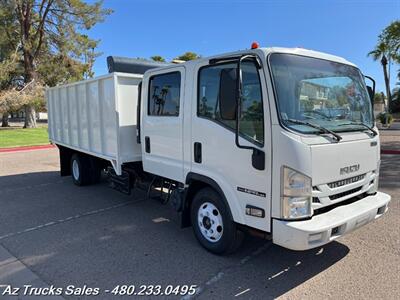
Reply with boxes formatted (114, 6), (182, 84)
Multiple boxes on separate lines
(72, 159), (80, 180)
(197, 202), (223, 243)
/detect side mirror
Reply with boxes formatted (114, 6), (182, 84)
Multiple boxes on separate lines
(364, 75), (376, 108)
(219, 68), (237, 120)
(236, 55), (265, 171)
(367, 86), (374, 105)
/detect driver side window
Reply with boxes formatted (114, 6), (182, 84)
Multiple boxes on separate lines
(197, 61), (264, 145)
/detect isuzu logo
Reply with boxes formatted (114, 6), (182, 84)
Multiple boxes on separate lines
(340, 164), (360, 175)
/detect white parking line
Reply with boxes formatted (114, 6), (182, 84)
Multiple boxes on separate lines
(235, 288), (251, 297)
(181, 243), (272, 300)
(0, 199), (144, 241)
(1, 179), (68, 193)
(268, 268), (290, 280)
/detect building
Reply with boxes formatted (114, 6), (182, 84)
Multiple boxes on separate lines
(299, 80), (330, 110)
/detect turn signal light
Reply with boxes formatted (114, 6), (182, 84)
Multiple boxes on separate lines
(245, 205), (265, 218)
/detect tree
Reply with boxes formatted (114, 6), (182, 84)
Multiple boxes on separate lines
(0, 4), (22, 127)
(1, 80), (44, 121)
(393, 87), (399, 101)
(368, 20), (400, 113)
(392, 71), (400, 112)
(0, 0), (111, 128)
(151, 55), (165, 62)
(368, 42), (393, 112)
(374, 92), (385, 103)
(330, 85), (348, 107)
(383, 21), (400, 63)
(174, 52), (200, 61)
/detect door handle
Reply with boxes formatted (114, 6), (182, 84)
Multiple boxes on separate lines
(145, 136), (151, 153)
(194, 142), (202, 163)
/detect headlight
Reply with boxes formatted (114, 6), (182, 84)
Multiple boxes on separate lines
(281, 166), (312, 219)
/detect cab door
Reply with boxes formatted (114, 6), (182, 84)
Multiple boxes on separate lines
(191, 59), (272, 232)
(141, 67), (185, 182)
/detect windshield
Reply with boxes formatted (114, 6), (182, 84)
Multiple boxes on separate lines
(269, 53), (373, 134)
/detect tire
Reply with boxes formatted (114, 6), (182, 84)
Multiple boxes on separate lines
(191, 187), (244, 254)
(70, 154), (92, 186)
(89, 157), (102, 184)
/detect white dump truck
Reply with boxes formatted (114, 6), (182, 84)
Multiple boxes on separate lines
(47, 45), (391, 254)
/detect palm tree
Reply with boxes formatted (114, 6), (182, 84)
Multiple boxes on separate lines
(368, 42), (392, 111)
(384, 21), (400, 63)
(369, 20), (400, 113)
(174, 52), (200, 61)
(151, 55), (166, 62)
(392, 70), (400, 104)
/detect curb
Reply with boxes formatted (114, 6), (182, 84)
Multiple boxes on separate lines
(0, 144), (55, 153)
(381, 149), (400, 155)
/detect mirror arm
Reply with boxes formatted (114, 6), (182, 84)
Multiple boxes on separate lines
(364, 75), (376, 95)
(364, 75), (376, 110)
(235, 54), (265, 171)
(235, 55), (254, 151)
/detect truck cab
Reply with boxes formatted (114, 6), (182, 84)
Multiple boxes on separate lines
(140, 46), (391, 253)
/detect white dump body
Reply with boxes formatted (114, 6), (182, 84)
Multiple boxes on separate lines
(47, 72), (142, 175)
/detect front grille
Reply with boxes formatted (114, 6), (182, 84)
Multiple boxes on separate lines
(312, 197), (320, 203)
(329, 186), (363, 200)
(328, 174), (365, 189)
(314, 192), (368, 216)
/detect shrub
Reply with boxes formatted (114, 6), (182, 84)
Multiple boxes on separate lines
(378, 112), (393, 125)
(391, 99), (400, 113)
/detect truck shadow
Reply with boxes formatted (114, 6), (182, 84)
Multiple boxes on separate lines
(0, 171), (349, 299)
(221, 236), (349, 299)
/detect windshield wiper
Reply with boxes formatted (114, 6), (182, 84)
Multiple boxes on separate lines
(286, 118), (342, 142)
(337, 122), (378, 136)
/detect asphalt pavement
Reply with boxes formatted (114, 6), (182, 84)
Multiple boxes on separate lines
(0, 148), (399, 300)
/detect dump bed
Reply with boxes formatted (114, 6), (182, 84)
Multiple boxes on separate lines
(47, 72), (142, 174)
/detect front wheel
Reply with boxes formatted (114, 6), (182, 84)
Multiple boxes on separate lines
(191, 187), (243, 254)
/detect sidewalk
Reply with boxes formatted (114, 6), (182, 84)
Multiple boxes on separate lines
(0, 245), (64, 300)
(377, 121), (400, 131)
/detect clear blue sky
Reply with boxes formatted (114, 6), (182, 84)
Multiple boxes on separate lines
(89, 0), (400, 93)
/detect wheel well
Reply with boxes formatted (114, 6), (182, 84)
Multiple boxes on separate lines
(57, 145), (109, 177)
(182, 180), (211, 228)
(58, 145), (73, 176)
(182, 173), (233, 228)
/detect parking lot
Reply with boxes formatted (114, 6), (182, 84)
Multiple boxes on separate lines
(0, 148), (399, 299)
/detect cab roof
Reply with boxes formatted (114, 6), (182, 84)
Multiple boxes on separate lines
(197, 47), (356, 67)
(260, 47), (356, 67)
(144, 46), (357, 75)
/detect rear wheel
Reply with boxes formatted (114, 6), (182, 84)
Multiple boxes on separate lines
(89, 157), (102, 184)
(191, 187), (243, 254)
(70, 154), (92, 186)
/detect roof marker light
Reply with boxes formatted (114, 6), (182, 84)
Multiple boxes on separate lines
(251, 41), (259, 49)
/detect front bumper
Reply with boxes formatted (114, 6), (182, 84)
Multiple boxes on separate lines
(272, 192), (391, 251)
